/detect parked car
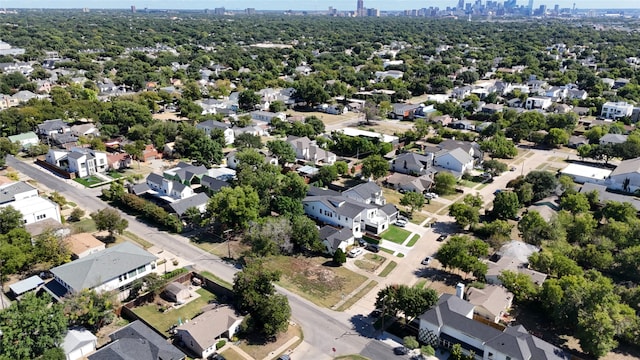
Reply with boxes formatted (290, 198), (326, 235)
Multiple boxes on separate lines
(424, 192), (439, 199)
(510, 166), (517, 171)
(437, 234), (447, 242)
(277, 355), (290, 360)
(455, 187), (464, 193)
(348, 248), (364, 258)
(357, 238), (367, 247)
(365, 243), (380, 253)
(369, 308), (382, 318)
(421, 256), (432, 266)
(397, 215), (409, 222)
(395, 219), (407, 227)
(393, 346), (409, 355)
(209, 354), (226, 360)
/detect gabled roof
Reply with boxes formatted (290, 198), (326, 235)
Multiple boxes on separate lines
(437, 148), (474, 164)
(146, 173), (164, 185)
(610, 157), (640, 177)
(343, 181), (382, 202)
(8, 131), (38, 142)
(64, 233), (104, 257)
(599, 133), (628, 144)
(89, 320), (185, 360)
(466, 285), (513, 320)
(393, 152), (432, 168)
(62, 328), (97, 358)
(196, 119), (230, 131)
(303, 195), (373, 219)
(169, 193), (210, 216)
(50, 242), (157, 292)
(307, 186), (341, 197)
(176, 306), (241, 349)
(319, 225), (354, 251)
(200, 175), (231, 193)
(37, 119), (68, 132)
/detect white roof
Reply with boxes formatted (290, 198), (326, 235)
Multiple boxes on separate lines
(1, 196), (58, 215)
(560, 163), (611, 180)
(338, 127), (399, 143)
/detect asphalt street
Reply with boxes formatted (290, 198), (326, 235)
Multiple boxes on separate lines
(7, 155), (401, 360)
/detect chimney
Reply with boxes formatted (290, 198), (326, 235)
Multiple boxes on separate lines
(455, 283), (465, 299)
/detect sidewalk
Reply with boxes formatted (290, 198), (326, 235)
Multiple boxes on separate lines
(262, 335), (299, 360)
(331, 278), (375, 310)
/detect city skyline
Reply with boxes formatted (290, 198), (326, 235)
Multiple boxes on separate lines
(1, 0), (638, 10)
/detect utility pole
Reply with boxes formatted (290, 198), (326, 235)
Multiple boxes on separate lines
(0, 259), (4, 309)
(224, 229), (233, 259)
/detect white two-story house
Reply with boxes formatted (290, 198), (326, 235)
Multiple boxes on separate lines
(196, 120), (235, 145)
(145, 173), (194, 202)
(433, 148), (474, 177)
(303, 195), (392, 236)
(287, 135), (337, 165)
(45, 147), (108, 178)
(601, 101), (634, 120)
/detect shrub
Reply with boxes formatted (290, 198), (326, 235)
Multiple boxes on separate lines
(216, 340), (226, 349)
(403, 335), (419, 350)
(333, 248), (346, 265)
(421, 345), (435, 356)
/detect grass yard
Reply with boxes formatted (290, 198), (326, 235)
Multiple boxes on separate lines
(415, 279), (427, 289)
(132, 288), (215, 336)
(107, 170), (124, 179)
(200, 271), (233, 290)
(74, 175), (104, 187)
(70, 218), (97, 233)
(354, 253), (387, 272)
(381, 225), (412, 244)
(335, 355), (371, 360)
(382, 188), (402, 206)
(380, 247), (394, 255)
(422, 201), (446, 214)
(238, 323), (302, 360)
(123, 231), (153, 249)
(263, 256), (368, 308)
(406, 234), (420, 247)
(337, 280), (378, 312)
(219, 348), (247, 360)
(409, 211), (428, 225)
(379, 261), (397, 277)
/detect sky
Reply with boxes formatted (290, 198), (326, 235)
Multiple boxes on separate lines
(4, 0), (638, 10)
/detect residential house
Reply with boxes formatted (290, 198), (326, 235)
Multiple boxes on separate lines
(163, 162), (208, 185)
(64, 233), (105, 259)
(106, 153), (132, 171)
(434, 148), (474, 176)
(601, 101), (634, 120)
(8, 131), (39, 150)
(452, 86), (473, 99)
(250, 110), (286, 123)
(70, 123), (100, 138)
(46, 148), (108, 178)
(559, 163), (611, 185)
(12, 90), (39, 103)
(141, 144), (162, 162)
(524, 96), (553, 110)
(384, 173), (433, 194)
(375, 70), (404, 82)
(196, 98), (227, 115)
(88, 320), (185, 360)
(196, 120), (235, 145)
(25, 218), (69, 239)
(485, 256), (547, 286)
(169, 193), (210, 217)
(36, 119), (71, 137)
(481, 103), (504, 114)
(580, 182), (640, 212)
(0, 181), (61, 225)
(176, 306), (242, 359)
(319, 225), (355, 255)
(390, 103), (421, 119)
(390, 152), (433, 176)
(567, 88), (588, 100)
(47, 242), (157, 300)
(545, 86), (568, 99)
(608, 157), (640, 192)
(286, 135), (337, 165)
(337, 127), (400, 146)
(449, 120), (475, 131)
(145, 173), (195, 202)
(0, 93), (19, 109)
(200, 175), (231, 195)
(51, 133), (80, 150)
(343, 181), (386, 206)
(599, 133), (628, 145)
(438, 139), (484, 165)
(303, 195), (393, 236)
(466, 285), (513, 323)
(418, 294), (568, 360)
(62, 328), (98, 360)
(225, 150), (277, 170)
(432, 115), (454, 127)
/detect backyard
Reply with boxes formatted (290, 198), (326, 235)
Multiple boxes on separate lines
(131, 287), (216, 336)
(263, 255), (368, 308)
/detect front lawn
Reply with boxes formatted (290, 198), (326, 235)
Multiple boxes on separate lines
(381, 225), (412, 244)
(379, 261), (397, 277)
(70, 218), (97, 233)
(406, 234), (420, 247)
(108, 170), (124, 179)
(263, 255), (368, 308)
(132, 288), (216, 336)
(74, 175), (104, 187)
(354, 253), (387, 272)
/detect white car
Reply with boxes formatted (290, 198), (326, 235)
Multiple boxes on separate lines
(424, 192), (439, 199)
(395, 219), (408, 227)
(348, 248), (364, 258)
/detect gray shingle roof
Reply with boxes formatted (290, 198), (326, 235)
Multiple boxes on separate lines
(0, 181), (36, 204)
(319, 225), (354, 251)
(344, 182), (382, 202)
(303, 195), (373, 219)
(393, 152), (432, 169)
(37, 119), (68, 132)
(197, 120), (230, 131)
(50, 242), (157, 292)
(147, 173), (164, 185)
(88, 320), (185, 360)
(200, 175), (231, 193)
(169, 193), (210, 216)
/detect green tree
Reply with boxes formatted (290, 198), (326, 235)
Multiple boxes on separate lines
(498, 270), (539, 302)
(400, 191), (424, 217)
(481, 134), (518, 158)
(334, 160), (349, 175)
(291, 215), (322, 252)
(266, 140), (296, 165)
(238, 90), (260, 111)
(317, 165), (338, 185)
(361, 154), (389, 180)
(449, 202), (479, 230)
(233, 260), (291, 338)
(482, 159), (508, 176)
(560, 192), (590, 214)
(333, 248), (347, 265)
(545, 128), (569, 147)
(436, 235), (489, 278)
(90, 208), (128, 240)
(234, 133), (262, 149)
(207, 186), (260, 230)
(0, 206), (25, 234)
(518, 210), (549, 246)
(68, 207), (85, 222)
(433, 172), (457, 195)
(524, 171), (559, 202)
(63, 289), (115, 331)
(492, 191), (520, 220)
(0, 292), (67, 360)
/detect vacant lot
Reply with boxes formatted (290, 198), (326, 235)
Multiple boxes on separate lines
(132, 288), (215, 336)
(354, 253), (387, 272)
(264, 255), (368, 308)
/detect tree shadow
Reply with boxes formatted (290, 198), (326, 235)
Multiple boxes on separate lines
(412, 267), (466, 287)
(430, 220), (458, 235)
(348, 314), (378, 338)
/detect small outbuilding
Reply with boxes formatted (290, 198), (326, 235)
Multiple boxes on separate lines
(9, 275), (44, 298)
(163, 282), (191, 303)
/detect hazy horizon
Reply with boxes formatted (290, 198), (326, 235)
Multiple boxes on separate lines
(1, 0), (638, 10)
